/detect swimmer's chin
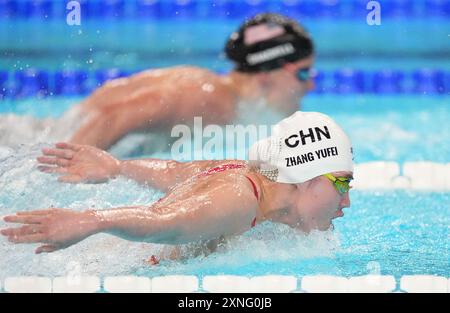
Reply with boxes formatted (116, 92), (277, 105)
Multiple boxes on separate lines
(294, 221), (334, 233)
(317, 221), (335, 232)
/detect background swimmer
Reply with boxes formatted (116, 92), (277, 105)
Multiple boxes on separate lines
(1, 112), (353, 261)
(1, 13), (315, 152)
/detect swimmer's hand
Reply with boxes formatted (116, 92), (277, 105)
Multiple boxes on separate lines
(37, 142), (120, 183)
(1, 209), (100, 254)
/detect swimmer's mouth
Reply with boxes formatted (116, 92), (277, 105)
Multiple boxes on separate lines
(332, 209), (344, 219)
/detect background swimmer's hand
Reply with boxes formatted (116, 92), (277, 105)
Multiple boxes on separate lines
(37, 142), (121, 184)
(1, 209), (100, 254)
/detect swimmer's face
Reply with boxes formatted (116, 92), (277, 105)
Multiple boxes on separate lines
(263, 56), (315, 112)
(291, 171), (352, 232)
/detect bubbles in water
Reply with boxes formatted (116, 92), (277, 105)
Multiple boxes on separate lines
(66, 261), (82, 285)
(366, 261), (381, 275)
(0, 146), (13, 161)
(135, 223), (342, 277)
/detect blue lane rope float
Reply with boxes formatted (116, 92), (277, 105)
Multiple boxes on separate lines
(13, 69), (50, 98)
(333, 69), (366, 94)
(0, 68), (448, 99)
(372, 70), (405, 94)
(0, 70), (8, 98)
(0, 0), (449, 20)
(54, 70), (88, 96)
(412, 69), (446, 94)
(94, 68), (129, 86)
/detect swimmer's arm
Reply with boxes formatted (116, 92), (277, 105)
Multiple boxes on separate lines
(94, 179), (257, 244)
(1, 180), (255, 252)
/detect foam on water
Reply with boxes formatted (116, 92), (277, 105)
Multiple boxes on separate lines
(0, 105), (85, 149)
(0, 143), (163, 279)
(0, 114), (59, 147)
(133, 224), (341, 278)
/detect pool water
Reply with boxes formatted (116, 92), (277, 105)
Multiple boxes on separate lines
(1, 19), (449, 71)
(0, 5), (449, 280)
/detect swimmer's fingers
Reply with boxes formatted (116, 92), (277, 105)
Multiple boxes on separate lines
(36, 244), (59, 254)
(37, 156), (70, 167)
(1, 225), (43, 237)
(3, 214), (46, 224)
(55, 142), (82, 152)
(42, 147), (74, 160)
(37, 165), (68, 174)
(6, 233), (46, 244)
(58, 174), (83, 184)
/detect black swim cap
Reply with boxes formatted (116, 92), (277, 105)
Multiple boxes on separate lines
(225, 13), (314, 73)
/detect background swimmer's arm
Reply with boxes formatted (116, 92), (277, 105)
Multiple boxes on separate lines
(95, 178), (258, 244)
(69, 69), (235, 150)
(70, 86), (177, 150)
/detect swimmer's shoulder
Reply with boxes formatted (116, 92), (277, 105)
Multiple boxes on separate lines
(129, 66), (235, 94)
(169, 66), (239, 118)
(132, 66), (216, 79)
(128, 66), (238, 118)
(170, 66), (234, 91)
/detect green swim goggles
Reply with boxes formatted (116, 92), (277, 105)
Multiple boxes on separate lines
(323, 173), (353, 195)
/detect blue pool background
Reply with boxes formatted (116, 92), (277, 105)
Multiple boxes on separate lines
(0, 0), (449, 279)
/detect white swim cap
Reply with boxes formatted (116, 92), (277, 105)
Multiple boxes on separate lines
(249, 111), (354, 184)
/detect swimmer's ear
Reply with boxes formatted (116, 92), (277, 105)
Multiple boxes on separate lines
(256, 72), (272, 87)
(283, 63), (297, 71)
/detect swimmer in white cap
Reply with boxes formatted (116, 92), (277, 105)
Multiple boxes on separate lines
(2, 112), (353, 262)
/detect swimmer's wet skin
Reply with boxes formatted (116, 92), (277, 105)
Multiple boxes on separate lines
(59, 13), (315, 150)
(1, 112), (353, 259)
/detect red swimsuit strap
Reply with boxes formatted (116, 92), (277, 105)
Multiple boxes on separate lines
(197, 163), (259, 200)
(244, 175), (259, 201)
(196, 163), (247, 178)
(244, 176), (259, 228)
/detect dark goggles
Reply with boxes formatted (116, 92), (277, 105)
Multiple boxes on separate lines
(296, 67), (316, 82)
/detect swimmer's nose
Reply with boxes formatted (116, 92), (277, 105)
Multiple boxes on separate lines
(339, 192), (351, 209)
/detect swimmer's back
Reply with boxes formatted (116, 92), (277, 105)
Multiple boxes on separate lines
(153, 160), (254, 208)
(80, 66), (238, 124)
